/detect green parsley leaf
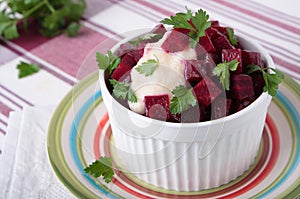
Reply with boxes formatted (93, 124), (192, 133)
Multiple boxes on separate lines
(84, 157), (114, 183)
(65, 21), (80, 37)
(129, 33), (163, 47)
(17, 61), (40, 78)
(170, 85), (197, 114)
(96, 51), (120, 74)
(226, 28), (237, 46)
(135, 59), (158, 77)
(161, 8), (211, 48)
(213, 59), (239, 91)
(246, 64), (284, 96)
(109, 79), (137, 102)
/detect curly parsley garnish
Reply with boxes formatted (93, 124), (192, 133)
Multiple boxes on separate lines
(84, 157), (114, 183)
(109, 79), (137, 102)
(213, 59), (239, 91)
(170, 85), (197, 114)
(161, 8), (211, 48)
(246, 64), (284, 96)
(96, 51), (121, 75)
(135, 58), (158, 77)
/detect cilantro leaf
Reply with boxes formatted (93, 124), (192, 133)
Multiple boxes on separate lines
(109, 79), (137, 103)
(246, 65), (284, 96)
(170, 85), (197, 114)
(161, 8), (211, 48)
(129, 33), (163, 47)
(96, 51), (120, 74)
(17, 61), (40, 78)
(226, 28), (237, 46)
(84, 157), (114, 183)
(213, 59), (239, 91)
(135, 59), (158, 76)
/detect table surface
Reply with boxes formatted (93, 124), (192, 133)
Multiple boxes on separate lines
(0, 0), (300, 154)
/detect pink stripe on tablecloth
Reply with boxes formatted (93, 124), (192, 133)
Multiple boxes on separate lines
(0, 40), (76, 85)
(31, 26), (113, 79)
(11, 23), (52, 51)
(0, 101), (14, 117)
(0, 93), (22, 110)
(0, 118), (7, 126)
(214, 0), (300, 35)
(0, 128), (6, 136)
(0, 85), (33, 106)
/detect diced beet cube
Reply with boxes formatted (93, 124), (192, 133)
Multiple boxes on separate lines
(161, 30), (190, 53)
(121, 54), (137, 68)
(115, 43), (135, 57)
(205, 27), (219, 40)
(209, 53), (221, 65)
(184, 59), (215, 81)
(229, 74), (255, 100)
(144, 94), (171, 121)
(193, 77), (223, 106)
(214, 26), (228, 36)
(111, 54), (136, 81)
(250, 71), (265, 96)
(184, 61), (203, 83)
(222, 48), (243, 74)
(151, 24), (167, 35)
(210, 20), (220, 26)
(212, 97), (232, 119)
(127, 49), (144, 62)
(179, 105), (202, 123)
(232, 97), (256, 113)
(199, 35), (216, 53)
(212, 33), (235, 52)
(242, 50), (263, 69)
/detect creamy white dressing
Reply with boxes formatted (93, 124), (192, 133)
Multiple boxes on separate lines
(128, 32), (197, 114)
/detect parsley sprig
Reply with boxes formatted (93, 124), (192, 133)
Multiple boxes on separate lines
(84, 157), (114, 183)
(213, 59), (239, 91)
(226, 28), (238, 46)
(109, 79), (137, 103)
(170, 85), (197, 114)
(0, 0), (86, 39)
(161, 8), (211, 48)
(246, 64), (284, 96)
(135, 58), (158, 76)
(96, 51), (121, 75)
(17, 61), (40, 78)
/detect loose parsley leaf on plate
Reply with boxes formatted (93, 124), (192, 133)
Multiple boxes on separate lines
(17, 61), (40, 78)
(246, 64), (284, 96)
(135, 59), (158, 76)
(109, 79), (137, 102)
(161, 8), (211, 48)
(96, 51), (121, 74)
(213, 59), (239, 91)
(84, 157), (114, 183)
(170, 85), (197, 114)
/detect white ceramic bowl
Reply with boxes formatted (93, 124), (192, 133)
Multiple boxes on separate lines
(99, 33), (274, 191)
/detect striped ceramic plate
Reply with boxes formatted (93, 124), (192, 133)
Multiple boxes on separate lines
(47, 71), (300, 199)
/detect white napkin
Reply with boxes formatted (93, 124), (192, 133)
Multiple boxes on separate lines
(0, 106), (75, 199)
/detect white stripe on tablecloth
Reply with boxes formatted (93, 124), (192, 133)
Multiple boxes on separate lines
(0, 95), (21, 111)
(0, 58), (72, 106)
(0, 87), (32, 108)
(235, 0), (300, 25)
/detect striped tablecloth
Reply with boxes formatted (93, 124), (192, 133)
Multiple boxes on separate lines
(0, 0), (299, 154)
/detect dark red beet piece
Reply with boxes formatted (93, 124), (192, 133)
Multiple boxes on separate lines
(144, 94), (171, 121)
(184, 61), (203, 83)
(193, 77), (223, 106)
(127, 48), (144, 62)
(161, 30), (190, 53)
(250, 71), (265, 96)
(212, 97), (232, 119)
(184, 59), (215, 81)
(199, 35), (216, 53)
(242, 50), (263, 69)
(205, 27), (219, 40)
(111, 54), (136, 81)
(151, 24), (167, 35)
(212, 33), (235, 52)
(210, 20), (220, 26)
(232, 97), (256, 113)
(222, 48), (243, 74)
(115, 43), (136, 57)
(229, 74), (255, 100)
(214, 26), (228, 36)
